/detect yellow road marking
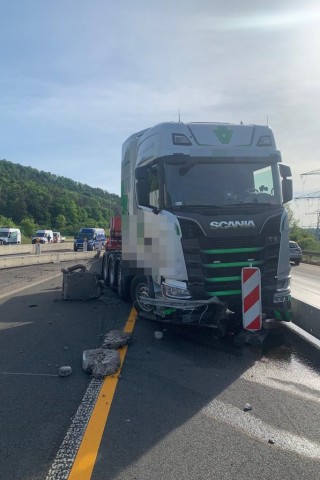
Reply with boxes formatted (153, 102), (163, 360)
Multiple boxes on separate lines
(68, 307), (137, 480)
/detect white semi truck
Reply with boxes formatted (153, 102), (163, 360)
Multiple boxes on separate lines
(102, 121), (293, 335)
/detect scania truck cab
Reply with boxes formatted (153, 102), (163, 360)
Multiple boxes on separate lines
(104, 121), (293, 333)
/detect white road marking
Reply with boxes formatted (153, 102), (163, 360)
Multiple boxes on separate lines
(46, 378), (102, 480)
(203, 400), (320, 459)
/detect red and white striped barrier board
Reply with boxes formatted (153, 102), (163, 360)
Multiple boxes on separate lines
(241, 267), (262, 331)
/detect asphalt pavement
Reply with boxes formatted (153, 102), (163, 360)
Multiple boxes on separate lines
(0, 264), (320, 480)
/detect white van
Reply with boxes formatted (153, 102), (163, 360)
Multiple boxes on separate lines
(31, 229), (54, 244)
(0, 227), (22, 245)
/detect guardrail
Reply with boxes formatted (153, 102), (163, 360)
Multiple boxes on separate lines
(302, 250), (320, 266)
(303, 250), (320, 257)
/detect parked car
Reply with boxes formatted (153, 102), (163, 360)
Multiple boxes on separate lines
(289, 240), (302, 265)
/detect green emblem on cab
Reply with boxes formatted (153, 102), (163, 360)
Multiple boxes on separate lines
(213, 126), (233, 144)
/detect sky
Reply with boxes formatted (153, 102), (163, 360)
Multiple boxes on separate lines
(0, 0), (320, 227)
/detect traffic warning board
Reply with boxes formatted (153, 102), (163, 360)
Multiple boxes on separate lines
(241, 267), (262, 331)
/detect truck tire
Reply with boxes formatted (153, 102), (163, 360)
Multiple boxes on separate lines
(102, 256), (109, 286)
(130, 276), (154, 314)
(116, 260), (127, 299)
(108, 253), (116, 289)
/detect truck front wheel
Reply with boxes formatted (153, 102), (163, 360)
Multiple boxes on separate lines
(130, 276), (154, 314)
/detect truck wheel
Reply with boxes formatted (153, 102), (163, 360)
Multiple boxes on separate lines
(116, 260), (127, 299)
(108, 254), (116, 288)
(130, 276), (154, 313)
(74, 245), (77, 252)
(294, 260), (300, 266)
(102, 256), (109, 286)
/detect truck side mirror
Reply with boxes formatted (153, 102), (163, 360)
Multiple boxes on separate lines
(279, 164), (293, 203)
(279, 164), (291, 178)
(282, 178), (293, 203)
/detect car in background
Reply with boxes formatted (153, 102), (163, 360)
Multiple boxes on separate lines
(74, 227), (106, 251)
(0, 227), (21, 245)
(31, 229), (54, 244)
(289, 240), (302, 265)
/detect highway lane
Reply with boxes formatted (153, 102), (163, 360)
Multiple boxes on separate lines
(0, 269), (132, 480)
(291, 263), (320, 309)
(0, 265), (320, 479)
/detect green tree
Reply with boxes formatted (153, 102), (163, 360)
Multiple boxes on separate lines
(55, 214), (67, 229)
(0, 215), (16, 227)
(20, 217), (37, 237)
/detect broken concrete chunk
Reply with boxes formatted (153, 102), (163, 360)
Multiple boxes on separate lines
(59, 366), (72, 377)
(102, 330), (132, 349)
(83, 348), (120, 378)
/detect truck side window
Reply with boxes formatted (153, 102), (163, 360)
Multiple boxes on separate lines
(148, 164), (159, 208)
(136, 163), (160, 208)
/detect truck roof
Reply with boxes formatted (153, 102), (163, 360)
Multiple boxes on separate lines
(122, 121), (281, 169)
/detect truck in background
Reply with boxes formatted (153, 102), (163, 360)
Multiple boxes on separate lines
(0, 227), (21, 245)
(102, 121), (293, 336)
(73, 228), (106, 251)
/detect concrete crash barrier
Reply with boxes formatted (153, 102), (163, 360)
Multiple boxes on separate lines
(291, 298), (320, 340)
(0, 241), (74, 256)
(0, 251), (96, 269)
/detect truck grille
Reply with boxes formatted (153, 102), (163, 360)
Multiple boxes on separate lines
(179, 218), (280, 307)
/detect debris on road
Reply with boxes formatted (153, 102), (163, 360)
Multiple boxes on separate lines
(82, 348), (120, 379)
(59, 366), (72, 377)
(154, 331), (163, 340)
(244, 403), (253, 412)
(102, 330), (132, 349)
(61, 264), (101, 301)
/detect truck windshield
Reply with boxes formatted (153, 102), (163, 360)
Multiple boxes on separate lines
(163, 158), (282, 208)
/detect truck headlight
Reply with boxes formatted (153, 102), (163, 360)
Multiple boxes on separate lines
(162, 279), (191, 299)
(276, 278), (291, 292)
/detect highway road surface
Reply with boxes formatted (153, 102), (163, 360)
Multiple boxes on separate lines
(0, 263), (319, 480)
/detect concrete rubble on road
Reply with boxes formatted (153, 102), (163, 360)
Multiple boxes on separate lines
(83, 330), (132, 379)
(102, 330), (131, 349)
(82, 349), (121, 379)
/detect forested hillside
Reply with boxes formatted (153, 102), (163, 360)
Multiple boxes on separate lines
(0, 159), (120, 235)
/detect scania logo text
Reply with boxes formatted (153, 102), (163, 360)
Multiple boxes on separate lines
(210, 220), (255, 229)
